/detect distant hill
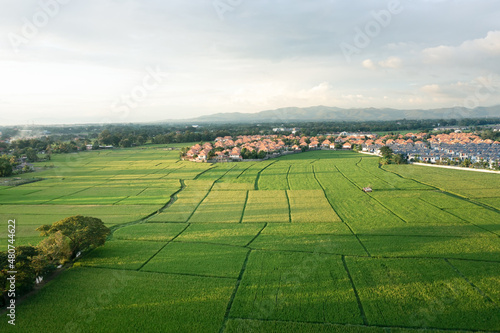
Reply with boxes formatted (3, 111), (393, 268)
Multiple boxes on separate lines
(162, 105), (500, 123)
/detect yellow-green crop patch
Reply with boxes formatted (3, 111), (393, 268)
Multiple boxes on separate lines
(258, 163), (290, 190)
(287, 164), (322, 190)
(287, 190), (341, 222)
(149, 190), (208, 222)
(188, 190), (247, 223)
(242, 190), (289, 223)
(175, 223), (265, 246)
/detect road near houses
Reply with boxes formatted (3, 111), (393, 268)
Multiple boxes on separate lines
(362, 132), (500, 167)
(183, 132), (500, 168)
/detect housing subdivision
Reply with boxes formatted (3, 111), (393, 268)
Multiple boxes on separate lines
(182, 132), (500, 168)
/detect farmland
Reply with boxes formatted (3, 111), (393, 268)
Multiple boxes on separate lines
(1, 147), (499, 332)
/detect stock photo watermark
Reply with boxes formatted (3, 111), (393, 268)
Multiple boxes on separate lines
(340, 0), (406, 63)
(7, 0), (72, 53)
(6, 219), (17, 326)
(109, 66), (168, 122)
(213, 0), (243, 20)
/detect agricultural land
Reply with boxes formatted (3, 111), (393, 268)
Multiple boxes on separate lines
(0, 146), (499, 332)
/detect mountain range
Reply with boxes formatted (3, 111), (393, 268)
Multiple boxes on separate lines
(162, 105), (500, 123)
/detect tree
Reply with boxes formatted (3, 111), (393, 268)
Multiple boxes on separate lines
(35, 230), (72, 269)
(119, 138), (132, 148)
(0, 156), (13, 177)
(393, 153), (407, 165)
(37, 216), (111, 258)
(379, 146), (393, 159)
(0, 246), (38, 302)
(26, 148), (38, 162)
(136, 135), (146, 146)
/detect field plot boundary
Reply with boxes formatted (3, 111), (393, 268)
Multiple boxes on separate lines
(186, 164), (239, 222)
(285, 165), (291, 190)
(239, 190), (249, 223)
(109, 179), (185, 235)
(219, 249), (252, 333)
(380, 166), (500, 236)
(234, 162), (257, 180)
(245, 223), (268, 247)
(334, 165), (407, 224)
(254, 160), (277, 190)
(284, 190), (292, 223)
(224, 316), (500, 332)
(312, 165), (371, 256)
(444, 259), (500, 308)
(342, 255), (369, 325)
(136, 223), (191, 271)
(421, 197), (500, 238)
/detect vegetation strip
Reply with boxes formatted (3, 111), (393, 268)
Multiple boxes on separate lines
(254, 160), (277, 190)
(219, 249), (252, 333)
(239, 190), (249, 223)
(244, 223), (268, 247)
(235, 162), (256, 179)
(285, 164), (291, 190)
(284, 190), (292, 223)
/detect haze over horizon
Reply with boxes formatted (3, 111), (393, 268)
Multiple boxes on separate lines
(1, 0), (500, 125)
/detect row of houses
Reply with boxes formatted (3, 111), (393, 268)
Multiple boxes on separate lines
(362, 133), (500, 166)
(184, 133), (377, 161)
(185, 132), (500, 166)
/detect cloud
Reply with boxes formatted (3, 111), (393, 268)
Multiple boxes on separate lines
(362, 59), (377, 70)
(378, 56), (402, 69)
(0, 1), (499, 124)
(422, 30), (500, 64)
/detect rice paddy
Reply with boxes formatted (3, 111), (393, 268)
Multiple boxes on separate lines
(0, 147), (499, 332)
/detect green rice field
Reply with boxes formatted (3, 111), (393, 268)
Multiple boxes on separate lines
(0, 147), (499, 332)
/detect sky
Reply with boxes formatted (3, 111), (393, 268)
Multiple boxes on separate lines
(1, 0), (499, 125)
